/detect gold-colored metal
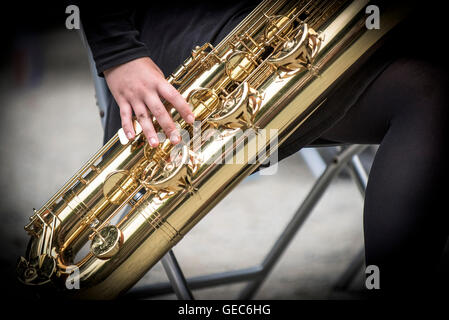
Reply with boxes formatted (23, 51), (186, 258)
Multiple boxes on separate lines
(17, 0), (408, 298)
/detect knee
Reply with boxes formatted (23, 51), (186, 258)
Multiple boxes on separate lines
(388, 58), (449, 125)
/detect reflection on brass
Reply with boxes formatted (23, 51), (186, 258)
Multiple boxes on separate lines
(208, 82), (262, 129)
(226, 51), (257, 82)
(103, 170), (137, 205)
(188, 88), (220, 120)
(268, 23), (323, 72)
(18, 0), (408, 298)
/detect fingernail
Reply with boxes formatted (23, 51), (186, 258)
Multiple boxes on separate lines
(127, 131), (134, 139)
(170, 132), (180, 144)
(187, 114), (195, 124)
(149, 137), (158, 147)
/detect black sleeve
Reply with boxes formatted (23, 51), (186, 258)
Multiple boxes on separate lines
(79, 2), (150, 76)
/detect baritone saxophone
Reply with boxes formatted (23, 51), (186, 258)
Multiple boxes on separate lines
(17, 0), (407, 298)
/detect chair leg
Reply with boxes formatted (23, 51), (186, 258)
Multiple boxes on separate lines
(347, 154), (368, 197)
(161, 250), (194, 300)
(238, 145), (368, 299)
(299, 148), (327, 177)
(78, 27), (111, 129)
(333, 247), (366, 292)
(332, 153), (369, 292)
(124, 145), (369, 300)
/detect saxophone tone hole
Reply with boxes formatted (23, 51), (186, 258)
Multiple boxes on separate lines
(90, 225), (123, 259)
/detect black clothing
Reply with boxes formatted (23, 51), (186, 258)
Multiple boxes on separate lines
(82, 2), (449, 298)
(81, 1), (260, 76)
(321, 56), (449, 297)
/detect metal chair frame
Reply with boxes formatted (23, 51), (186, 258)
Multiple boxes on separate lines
(125, 145), (368, 300)
(80, 29), (367, 300)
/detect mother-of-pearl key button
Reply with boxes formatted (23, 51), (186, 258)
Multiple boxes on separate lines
(118, 120), (143, 145)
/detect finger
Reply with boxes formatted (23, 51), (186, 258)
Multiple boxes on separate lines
(157, 82), (195, 124)
(117, 100), (135, 140)
(144, 94), (180, 144)
(132, 102), (159, 147)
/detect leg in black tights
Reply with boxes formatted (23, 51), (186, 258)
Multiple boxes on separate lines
(320, 56), (449, 298)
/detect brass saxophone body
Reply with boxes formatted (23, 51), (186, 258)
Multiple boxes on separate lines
(17, 0), (406, 298)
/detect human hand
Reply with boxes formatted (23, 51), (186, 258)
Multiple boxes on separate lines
(104, 57), (194, 147)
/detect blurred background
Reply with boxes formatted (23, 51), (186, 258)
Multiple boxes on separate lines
(0, 3), (390, 300)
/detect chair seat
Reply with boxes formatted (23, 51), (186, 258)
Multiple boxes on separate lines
(306, 137), (351, 148)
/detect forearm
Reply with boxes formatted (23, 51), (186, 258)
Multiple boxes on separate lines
(79, 2), (149, 76)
